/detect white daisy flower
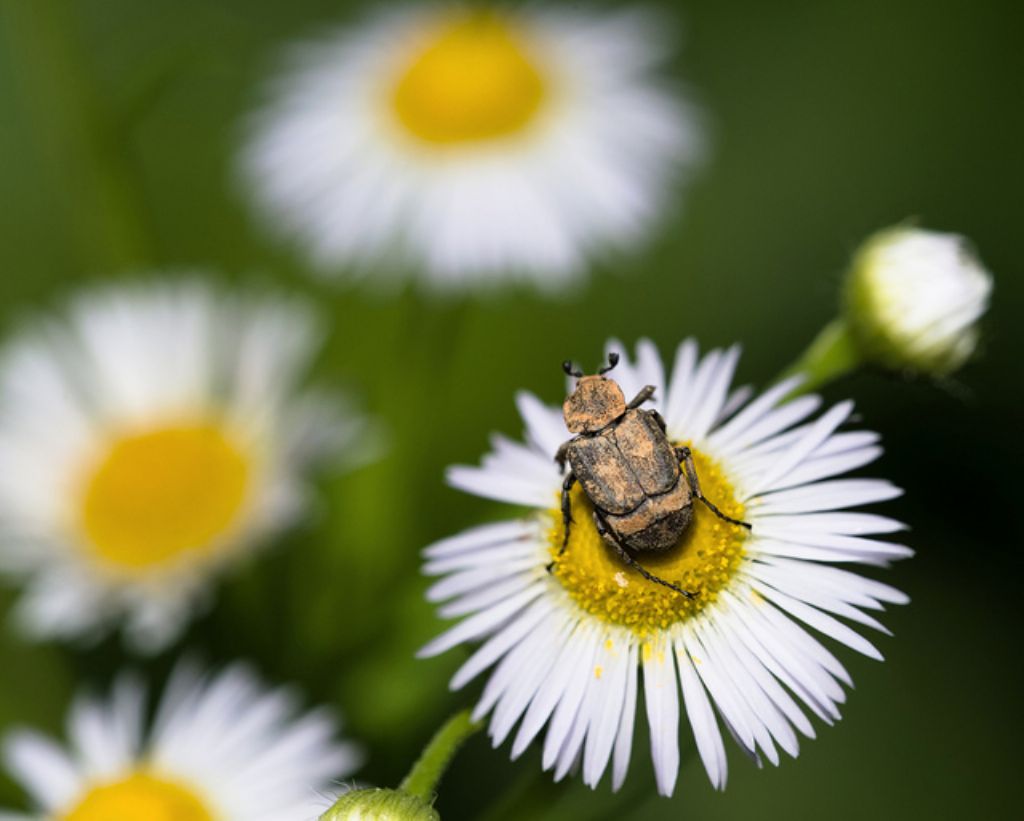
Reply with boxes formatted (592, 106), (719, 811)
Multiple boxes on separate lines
(0, 280), (366, 652)
(419, 340), (911, 796)
(240, 4), (701, 292)
(845, 225), (993, 376)
(0, 662), (361, 821)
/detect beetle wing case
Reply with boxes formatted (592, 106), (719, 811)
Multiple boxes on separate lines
(567, 435), (645, 514)
(567, 409), (682, 516)
(607, 482), (693, 553)
(613, 411), (680, 494)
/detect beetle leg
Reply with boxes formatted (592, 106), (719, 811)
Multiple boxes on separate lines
(559, 472), (577, 553)
(593, 512), (696, 599)
(649, 409), (668, 432)
(626, 384), (656, 410)
(555, 440), (571, 473)
(676, 446), (752, 530)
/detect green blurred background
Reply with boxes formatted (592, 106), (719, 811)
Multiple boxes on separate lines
(1, 0), (1021, 818)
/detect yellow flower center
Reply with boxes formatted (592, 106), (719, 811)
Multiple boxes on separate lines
(79, 421), (252, 573)
(63, 772), (215, 821)
(391, 11), (548, 145)
(550, 445), (748, 633)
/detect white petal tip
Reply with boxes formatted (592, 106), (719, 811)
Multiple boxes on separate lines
(414, 642), (443, 660)
(449, 670), (475, 691)
(444, 465), (476, 490)
(655, 775), (678, 797)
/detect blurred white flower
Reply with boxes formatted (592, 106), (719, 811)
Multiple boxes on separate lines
(420, 340), (910, 796)
(846, 226), (992, 376)
(0, 279), (367, 652)
(240, 4), (702, 293)
(1, 662), (361, 821)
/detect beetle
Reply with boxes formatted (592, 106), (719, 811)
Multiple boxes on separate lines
(554, 353), (751, 598)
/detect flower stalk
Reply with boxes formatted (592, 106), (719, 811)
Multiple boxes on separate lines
(781, 317), (864, 395)
(322, 709), (482, 820)
(399, 709), (482, 803)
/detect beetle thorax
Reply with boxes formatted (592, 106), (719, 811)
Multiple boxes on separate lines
(563, 376), (626, 434)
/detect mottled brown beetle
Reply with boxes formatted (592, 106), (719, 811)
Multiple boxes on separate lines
(555, 353), (751, 598)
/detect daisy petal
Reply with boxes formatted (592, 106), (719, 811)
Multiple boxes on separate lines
(642, 637), (680, 797)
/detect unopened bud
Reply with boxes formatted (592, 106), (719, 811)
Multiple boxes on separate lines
(845, 226), (992, 376)
(321, 787), (440, 821)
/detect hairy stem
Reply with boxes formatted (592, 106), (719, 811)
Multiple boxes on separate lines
(399, 709), (483, 803)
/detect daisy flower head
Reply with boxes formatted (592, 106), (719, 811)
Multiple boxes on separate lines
(845, 225), (993, 377)
(419, 340), (911, 796)
(1, 662), (361, 821)
(240, 3), (702, 293)
(0, 279), (366, 652)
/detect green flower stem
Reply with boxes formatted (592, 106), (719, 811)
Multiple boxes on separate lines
(399, 709), (483, 802)
(780, 317), (864, 395)
(1, 0), (154, 272)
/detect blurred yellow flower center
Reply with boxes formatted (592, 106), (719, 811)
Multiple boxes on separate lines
(391, 11), (547, 145)
(63, 772), (214, 821)
(550, 445), (748, 633)
(79, 422), (251, 572)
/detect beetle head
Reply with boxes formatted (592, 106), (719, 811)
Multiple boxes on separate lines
(562, 353), (626, 433)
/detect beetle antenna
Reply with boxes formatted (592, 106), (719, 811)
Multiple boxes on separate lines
(562, 360), (583, 378)
(599, 352), (620, 375)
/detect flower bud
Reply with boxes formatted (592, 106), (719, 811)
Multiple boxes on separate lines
(321, 788), (440, 821)
(845, 226), (992, 376)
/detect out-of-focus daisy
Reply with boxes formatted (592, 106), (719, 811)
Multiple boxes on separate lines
(420, 340), (910, 796)
(240, 4), (701, 292)
(1, 662), (361, 820)
(845, 225), (993, 376)
(0, 280), (365, 652)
